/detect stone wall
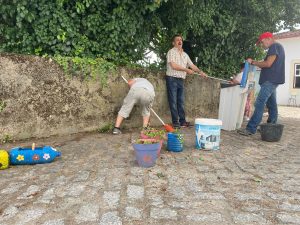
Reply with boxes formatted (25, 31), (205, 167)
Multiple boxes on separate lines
(0, 53), (220, 140)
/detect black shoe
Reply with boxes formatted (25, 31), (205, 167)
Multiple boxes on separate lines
(237, 128), (254, 136)
(143, 126), (150, 131)
(112, 127), (122, 135)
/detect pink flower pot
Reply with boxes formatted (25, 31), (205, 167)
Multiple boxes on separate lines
(140, 132), (164, 156)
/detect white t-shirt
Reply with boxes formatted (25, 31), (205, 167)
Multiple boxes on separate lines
(132, 78), (154, 93)
(234, 72), (243, 83)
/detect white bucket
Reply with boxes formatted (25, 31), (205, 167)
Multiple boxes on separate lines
(195, 118), (222, 150)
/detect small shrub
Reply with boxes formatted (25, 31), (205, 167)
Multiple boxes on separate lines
(2, 134), (13, 144)
(141, 128), (166, 140)
(98, 124), (114, 133)
(171, 129), (184, 144)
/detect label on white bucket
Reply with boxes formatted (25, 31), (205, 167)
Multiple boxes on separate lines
(195, 118), (222, 150)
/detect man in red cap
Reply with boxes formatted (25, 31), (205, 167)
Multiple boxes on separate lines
(238, 32), (285, 136)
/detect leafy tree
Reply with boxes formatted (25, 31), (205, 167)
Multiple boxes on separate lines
(1, 0), (300, 77)
(154, 0), (300, 77)
(0, 0), (162, 63)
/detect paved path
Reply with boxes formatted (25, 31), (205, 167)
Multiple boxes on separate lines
(1, 106), (299, 225)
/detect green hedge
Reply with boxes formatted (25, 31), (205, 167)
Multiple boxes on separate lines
(1, 0), (299, 77)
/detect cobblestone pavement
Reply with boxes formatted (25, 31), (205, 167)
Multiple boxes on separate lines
(1, 106), (299, 225)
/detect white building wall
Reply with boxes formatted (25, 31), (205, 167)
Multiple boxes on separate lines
(276, 37), (300, 105)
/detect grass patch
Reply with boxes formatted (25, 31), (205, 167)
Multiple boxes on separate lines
(2, 134), (13, 143)
(98, 123), (114, 133)
(0, 100), (6, 112)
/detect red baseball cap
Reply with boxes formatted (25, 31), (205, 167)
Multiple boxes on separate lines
(256, 32), (273, 45)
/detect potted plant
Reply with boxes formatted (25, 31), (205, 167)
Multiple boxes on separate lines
(167, 129), (184, 152)
(140, 128), (166, 139)
(132, 139), (160, 168)
(140, 128), (166, 156)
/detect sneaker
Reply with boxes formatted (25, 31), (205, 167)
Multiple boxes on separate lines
(180, 122), (192, 128)
(112, 127), (122, 135)
(237, 128), (254, 136)
(143, 125), (150, 131)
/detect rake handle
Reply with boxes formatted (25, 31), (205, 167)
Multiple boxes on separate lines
(195, 73), (228, 82)
(150, 108), (166, 125)
(121, 75), (128, 83)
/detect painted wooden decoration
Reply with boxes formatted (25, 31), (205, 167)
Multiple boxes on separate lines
(9, 146), (61, 165)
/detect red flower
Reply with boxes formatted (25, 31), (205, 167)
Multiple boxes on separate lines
(143, 155), (152, 163)
(33, 154), (40, 161)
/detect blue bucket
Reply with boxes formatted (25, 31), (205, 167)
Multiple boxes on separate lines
(167, 133), (183, 152)
(132, 140), (160, 167)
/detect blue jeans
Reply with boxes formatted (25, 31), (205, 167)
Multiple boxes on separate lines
(165, 76), (186, 126)
(246, 81), (278, 133)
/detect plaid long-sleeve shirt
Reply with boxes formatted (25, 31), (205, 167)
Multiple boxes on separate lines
(166, 47), (194, 79)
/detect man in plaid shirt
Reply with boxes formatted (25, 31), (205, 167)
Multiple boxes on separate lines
(166, 34), (207, 128)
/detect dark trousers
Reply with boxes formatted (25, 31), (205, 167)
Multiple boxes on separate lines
(165, 76), (186, 126)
